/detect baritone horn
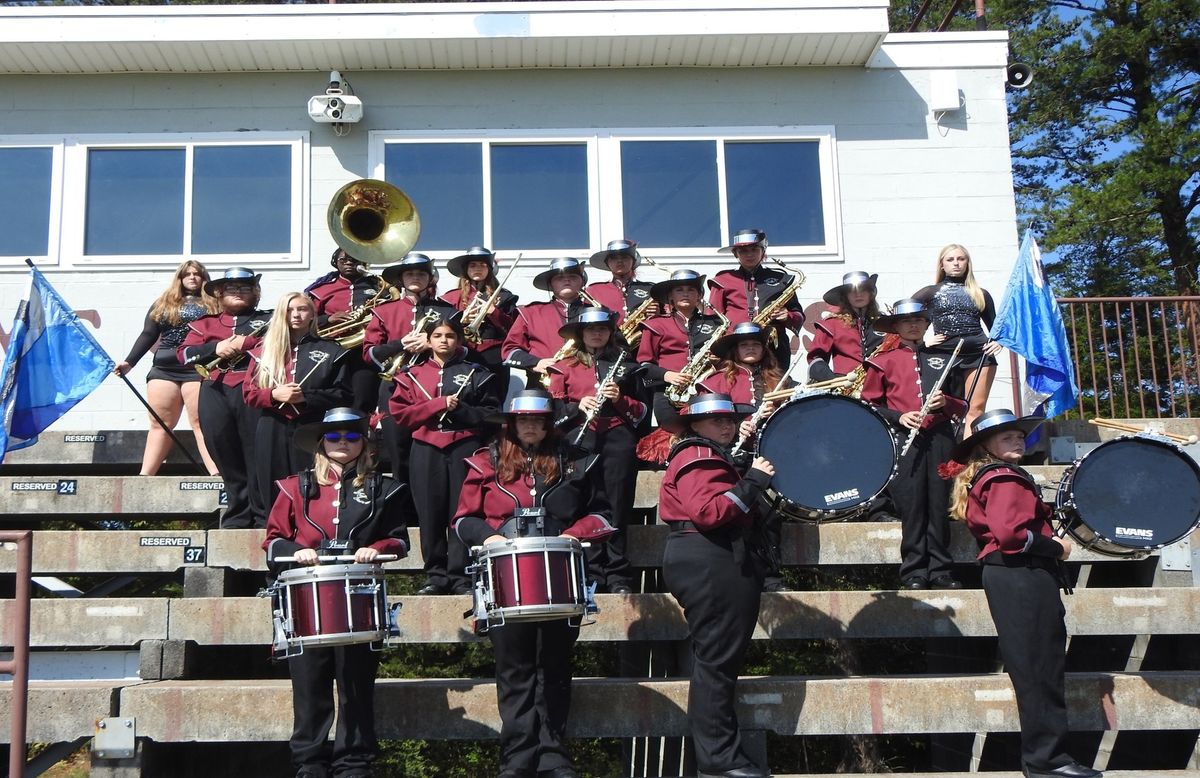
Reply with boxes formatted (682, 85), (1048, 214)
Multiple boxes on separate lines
(327, 179), (420, 266)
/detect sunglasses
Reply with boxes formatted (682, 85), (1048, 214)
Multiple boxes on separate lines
(323, 432), (364, 443)
(220, 284), (257, 294)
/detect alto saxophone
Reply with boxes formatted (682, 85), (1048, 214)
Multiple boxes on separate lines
(751, 268), (806, 345)
(665, 304), (730, 406)
(538, 338), (577, 389)
(618, 296), (659, 347)
(378, 311), (438, 381)
(838, 332), (900, 399)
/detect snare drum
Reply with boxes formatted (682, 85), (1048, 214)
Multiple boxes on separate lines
(1056, 435), (1200, 558)
(470, 536), (592, 628)
(757, 393), (897, 521)
(269, 563), (396, 658)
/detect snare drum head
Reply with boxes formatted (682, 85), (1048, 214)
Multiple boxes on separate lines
(758, 394), (897, 515)
(1065, 437), (1200, 549)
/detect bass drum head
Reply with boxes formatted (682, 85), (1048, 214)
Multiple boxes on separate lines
(757, 394), (897, 520)
(1062, 436), (1200, 552)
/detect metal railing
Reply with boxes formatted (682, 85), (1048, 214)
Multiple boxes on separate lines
(1, 529), (33, 778)
(1058, 296), (1200, 420)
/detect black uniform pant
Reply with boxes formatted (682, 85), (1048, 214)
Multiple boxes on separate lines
(198, 380), (261, 528)
(410, 437), (477, 591)
(346, 351), (382, 415)
(983, 562), (1073, 772)
(378, 382), (417, 517)
(254, 411), (319, 525)
(663, 528), (764, 774)
(468, 344), (511, 399)
(489, 619), (579, 775)
(288, 642), (381, 776)
(583, 423), (637, 590)
(887, 424), (954, 582)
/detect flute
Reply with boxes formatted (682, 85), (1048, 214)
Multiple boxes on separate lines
(437, 368), (477, 424)
(898, 339), (964, 457)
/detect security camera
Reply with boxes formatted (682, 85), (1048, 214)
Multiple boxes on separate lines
(308, 94), (364, 123)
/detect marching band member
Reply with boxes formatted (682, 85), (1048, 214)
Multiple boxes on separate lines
(699, 322), (790, 592)
(548, 308), (646, 594)
(305, 248), (391, 413)
(263, 407), (410, 778)
(115, 260), (221, 476)
(707, 228), (805, 370)
(584, 239), (656, 325)
(389, 316), (500, 595)
(244, 292), (351, 526)
(913, 244), (1001, 429)
(659, 393), (774, 778)
(807, 271), (888, 385)
(501, 257), (592, 387)
(441, 246), (518, 389)
(946, 410), (1101, 778)
(861, 299), (966, 590)
(178, 267), (271, 528)
(452, 390), (615, 778)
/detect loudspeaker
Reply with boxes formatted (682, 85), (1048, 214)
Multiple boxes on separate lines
(1006, 63), (1033, 90)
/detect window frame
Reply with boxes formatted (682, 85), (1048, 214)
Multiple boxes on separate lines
(369, 125), (841, 261)
(0, 131), (309, 272)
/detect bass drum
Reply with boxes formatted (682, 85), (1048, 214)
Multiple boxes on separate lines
(757, 393), (897, 521)
(1056, 435), (1200, 557)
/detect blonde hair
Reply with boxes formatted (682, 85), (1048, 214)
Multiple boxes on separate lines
(313, 438), (376, 489)
(149, 261), (220, 325)
(949, 447), (1004, 521)
(935, 244), (986, 312)
(254, 292), (317, 389)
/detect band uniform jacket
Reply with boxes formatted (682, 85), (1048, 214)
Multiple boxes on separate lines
(263, 468), (411, 573)
(635, 312), (724, 382)
(178, 310), (272, 387)
(698, 365), (768, 405)
(242, 336), (352, 420)
(584, 280), (654, 324)
(501, 299), (589, 369)
(707, 266), (804, 331)
(362, 296), (457, 369)
(452, 447), (617, 545)
(306, 273), (389, 329)
(441, 286), (519, 352)
(966, 464), (1063, 561)
(547, 354), (646, 434)
(860, 344), (967, 432)
(387, 348), (501, 448)
(807, 308), (886, 382)
(658, 438), (771, 531)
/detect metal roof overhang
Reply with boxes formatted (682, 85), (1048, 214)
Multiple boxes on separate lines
(0, 0), (890, 75)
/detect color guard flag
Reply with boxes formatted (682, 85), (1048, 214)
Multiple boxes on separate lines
(0, 262), (114, 463)
(990, 230), (1079, 419)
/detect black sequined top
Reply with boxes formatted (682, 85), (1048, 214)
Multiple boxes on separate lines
(124, 297), (211, 364)
(913, 279), (996, 353)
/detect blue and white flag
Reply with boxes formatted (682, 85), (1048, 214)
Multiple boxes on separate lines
(991, 230), (1079, 419)
(0, 263), (114, 463)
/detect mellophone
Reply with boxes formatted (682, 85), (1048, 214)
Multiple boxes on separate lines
(467, 536), (597, 633)
(268, 554), (401, 658)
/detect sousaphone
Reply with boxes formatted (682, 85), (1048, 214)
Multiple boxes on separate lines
(327, 178), (420, 265)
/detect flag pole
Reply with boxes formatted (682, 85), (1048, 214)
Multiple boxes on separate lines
(115, 373), (204, 470)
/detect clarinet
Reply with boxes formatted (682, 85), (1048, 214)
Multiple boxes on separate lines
(572, 348), (628, 446)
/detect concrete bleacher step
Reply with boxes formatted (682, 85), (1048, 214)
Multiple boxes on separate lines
(6, 588), (1196, 649)
(5, 672), (1196, 744)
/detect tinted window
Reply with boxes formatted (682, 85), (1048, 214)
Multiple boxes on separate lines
(386, 143), (483, 252)
(192, 145), (292, 254)
(491, 144), (588, 250)
(725, 141), (824, 246)
(85, 148), (185, 255)
(621, 140), (721, 249)
(0, 147), (52, 256)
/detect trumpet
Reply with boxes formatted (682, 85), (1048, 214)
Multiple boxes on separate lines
(464, 255), (522, 345)
(194, 353), (244, 379)
(539, 338), (577, 389)
(378, 312), (438, 381)
(316, 280), (401, 349)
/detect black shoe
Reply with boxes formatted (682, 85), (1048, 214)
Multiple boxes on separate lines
(901, 577), (929, 590)
(762, 581), (793, 593)
(697, 766), (770, 778)
(450, 582), (474, 595)
(930, 574), (963, 590)
(1023, 763), (1102, 778)
(538, 767), (580, 778)
(609, 583), (634, 594)
(296, 766), (330, 778)
(417, 582), (449, 595)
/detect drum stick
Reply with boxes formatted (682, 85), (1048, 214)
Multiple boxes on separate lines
(273, 554), (400, 563)
(1088, 417), (1197, 446)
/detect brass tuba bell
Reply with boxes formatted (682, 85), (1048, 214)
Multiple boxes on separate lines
(327, 178), (420, 265)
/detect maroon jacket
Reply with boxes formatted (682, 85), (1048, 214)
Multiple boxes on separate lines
(262, 470), (410, 567)
(807, 308), (887, 381)
(441, 286), (518, 352)
(635, 312), (724, 381)
(584, 279), (655, 323)
(501, 299), (588, 369)
(860, 343), (966, 430)
(451, 447), (616, 544)
(547, 354), (646, 433)
(387, 350), (499, 448)
(178, 311), (270, 388)
(362, 296), (456, 369)
(658, 438), (770, 531)
(965, 464), (1059, 560)
(707, 266), (804, 331)
(698, 365), (759, 404)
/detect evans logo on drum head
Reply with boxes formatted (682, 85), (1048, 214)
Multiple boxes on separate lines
(824, 488), (861, 506)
